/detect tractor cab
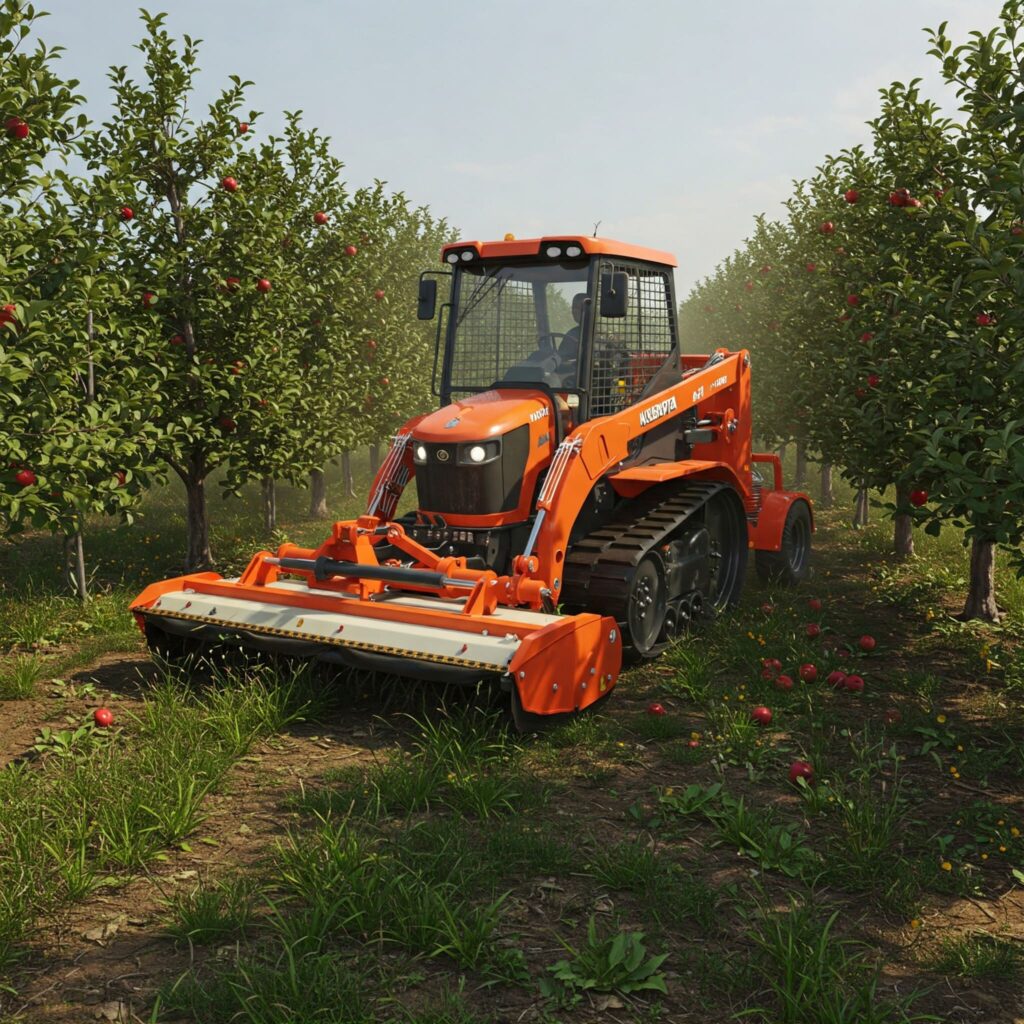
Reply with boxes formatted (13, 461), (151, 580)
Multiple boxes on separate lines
(418, 236), (681, 424)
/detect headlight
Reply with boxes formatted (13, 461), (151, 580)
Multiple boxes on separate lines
(566, 244), (583, 257)
(414, 444), (427, 463)
(545, 245), (562, 258)
(458, 440), (501, 464)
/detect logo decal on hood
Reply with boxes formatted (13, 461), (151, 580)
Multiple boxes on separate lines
(445, 418), (460, 428)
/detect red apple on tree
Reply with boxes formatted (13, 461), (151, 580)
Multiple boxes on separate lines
(751, 706), (772, 726)
(0, 304), (17, 327)
(314, 211), (329, 225)
(141, 291), (157, 308)
(223, 276), (241, 292)
(909, 489), (928, 507)
(4, 116), (29, 139)
(1011, 222), (1023, 237)
(114, 471), (127, 487)
(218, 416), (236, 432)
(93, 707), (114, 728)
(169, 334), (185, 346)
(120, 206), (134, 221)
(221, 176), (239, 192)
(976, 312), (995, 326)
(860, 332), (874, 343)
(14, 468), (36, 487)
(820, 221), (835, 234)
(843, 188), (860, 203)
(344, 244), (358, 257)
(846, 294), (860, 306)
(868, 373), (880, 388)
(256, 278), (271, 293)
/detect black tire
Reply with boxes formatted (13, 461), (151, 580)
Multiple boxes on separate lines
(756, 500), (812, 586)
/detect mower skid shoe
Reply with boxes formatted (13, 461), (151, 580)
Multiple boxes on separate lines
(508, 613), (622, 717)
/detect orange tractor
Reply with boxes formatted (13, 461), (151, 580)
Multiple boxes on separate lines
(132, 235), (812, 727)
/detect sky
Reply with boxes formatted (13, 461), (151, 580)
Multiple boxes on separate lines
(39, 0), (1005, 294)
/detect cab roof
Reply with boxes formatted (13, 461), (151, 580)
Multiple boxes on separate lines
(440, 235), (678, 268)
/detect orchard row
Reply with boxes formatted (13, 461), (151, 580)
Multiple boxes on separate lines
(0, 3), (452, 588)
(679, 5), (1024, 622)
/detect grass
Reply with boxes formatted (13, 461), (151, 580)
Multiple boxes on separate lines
(1, 461), (1024, 1022)
(0, 663), (317, 975)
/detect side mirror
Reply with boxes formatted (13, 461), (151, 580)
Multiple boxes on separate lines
(417, 278), (438, 320)
(600, 271), (629, 318)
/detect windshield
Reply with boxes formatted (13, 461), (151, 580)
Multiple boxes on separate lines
(447, 260), (590, 392)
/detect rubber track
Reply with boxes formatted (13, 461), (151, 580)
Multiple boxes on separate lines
(561, 479), (728, 627)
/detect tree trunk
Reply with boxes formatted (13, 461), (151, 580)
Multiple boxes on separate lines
(793, 439), (807, 490)
(309, 467), (328, 519)
(261, 477), (277, 533)
(819, 462), (834, 509)
(182, 462), (212, 570)
(341, 451), (356, 498)
(776, 443), (787, 464)
(63, 532), (89, 602)
(852, 486), (869, 529)
(962, 538), (1001, 621)
(893, 483), (915, 560)
(369, 444), (380, 477)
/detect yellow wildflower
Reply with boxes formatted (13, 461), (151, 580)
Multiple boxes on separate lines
(936, 714), (947, 724)
(910, 918), (921, 929)
(941, 861), (952, 871)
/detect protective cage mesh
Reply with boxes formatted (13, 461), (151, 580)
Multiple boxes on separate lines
(448, 277), (539, 390)
(590, 262), (675, 418)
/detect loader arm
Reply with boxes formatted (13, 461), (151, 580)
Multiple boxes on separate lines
(514, 349), (754, 601)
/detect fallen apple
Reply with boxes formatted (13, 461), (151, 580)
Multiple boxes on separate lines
(799, 663), (818, 684)
(788, 760), (814, 785)
(858, 635), (876, 652)
(774, 674), (794, 692)
(93, 707), (114, 728)
(751, 705), (772, 726)
(647, 702), (666, 716)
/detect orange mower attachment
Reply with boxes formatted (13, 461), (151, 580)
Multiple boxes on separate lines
(130, 515), (621, 726)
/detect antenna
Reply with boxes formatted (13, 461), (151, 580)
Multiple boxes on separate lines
(592, 220), (601, 237)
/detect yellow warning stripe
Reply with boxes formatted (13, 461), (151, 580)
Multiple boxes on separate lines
(145, 609), (502, 672)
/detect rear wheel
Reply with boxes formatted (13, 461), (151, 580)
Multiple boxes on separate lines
(756, 500), (812, 586)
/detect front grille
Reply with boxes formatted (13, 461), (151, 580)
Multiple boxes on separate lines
(416, 425), (529, 516)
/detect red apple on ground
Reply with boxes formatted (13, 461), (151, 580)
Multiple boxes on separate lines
(120, 206), (134, 221)
(761, 602), (774, 614)
(806, 623), (821, 639)
(826, 670), (846, 688)
(14, 469), (36, 487)
(344, 244), (358, 256)
(843, 188), (860, 203)
(687, 738), (700, 748)
(799, 663), (818, 684)
(883, 709), (902, 725)
(751, 706), (772, 726)
(256, 278), (271, 293)
(858, 634), (876, 652)
(808, 597), (822, 612)
(788, 760), (814, 785)
(844, 674), (865, 692)
(909, 489), (928, 507)
(774, 674), (794, 692)
(314, 211), (329, 225)
(762, 657), (782, 675)
(374, 289), (385, 300)
(855, 387), (867, 399)
(221, 176), (239, 192)
(647, 702), (666, 716)
(93, 707), (114, 728)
